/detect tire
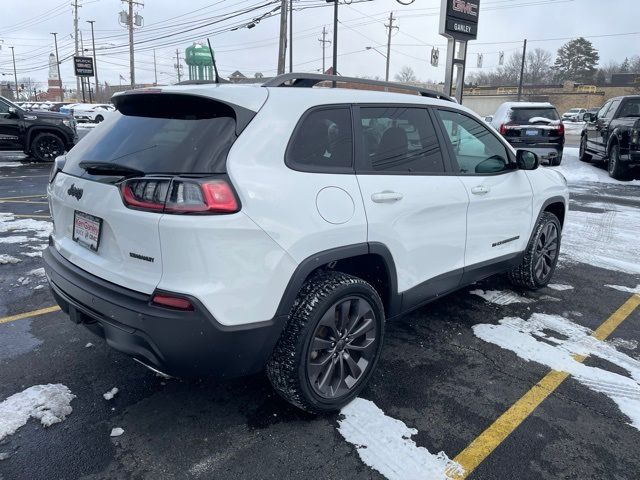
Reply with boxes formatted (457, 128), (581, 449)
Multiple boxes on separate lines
(267, 271), (385, 413)
(607, 143), (627, 180)
(549, 154), (562, 166)
(579, 135), (592, 162)
(508, 212), (562, 290)
(94, 115), (104, 123)
(30, 132), (65, 162)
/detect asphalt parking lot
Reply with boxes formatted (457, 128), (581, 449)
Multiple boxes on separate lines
(1, 138), (640, 479)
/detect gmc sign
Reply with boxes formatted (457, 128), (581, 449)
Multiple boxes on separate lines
(440, 0), (480, 40)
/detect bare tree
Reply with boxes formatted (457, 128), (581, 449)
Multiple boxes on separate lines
(394, 66), (417, 83)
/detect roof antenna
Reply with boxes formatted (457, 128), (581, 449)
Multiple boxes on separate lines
(207, 38), (220, 84)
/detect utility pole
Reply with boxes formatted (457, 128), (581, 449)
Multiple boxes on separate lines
(9, 46), (18, 100)
(517, 39), (527, 101)
(332, 0), (338, 77)
(175, 49), (182, 83)
(153, 49), (158, 85)
(128, 0), (135, 87)
(277, 0), (288, 74)
(289, 0), (293, 73)
(384, 12), (398, 82)
(51, 33), (64, 101)
(73, 0), (81, 97)
(318, 26), (331, 74)
(87, 21), (98, 101)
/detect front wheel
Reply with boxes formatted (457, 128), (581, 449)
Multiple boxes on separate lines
(267, 272), (385, 413)
(508, 212), (561, 290)
(579, 135), (592, 162)
(30, 132), (65, 162)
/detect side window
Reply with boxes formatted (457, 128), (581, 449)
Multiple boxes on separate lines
(597, 102), (611, 119)
(604, 99), (621, 119)
(436, 109), (512, 175)
(357, 107), (445, 173)
(0, 101), (9, 114)
(286, 107), (353, 171)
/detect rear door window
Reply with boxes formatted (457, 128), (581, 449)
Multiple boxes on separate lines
(63, 94), (242, 177)
(509, 107), (559, 124)
(356, 106), (446, 174)
(286, 107), (353, 172)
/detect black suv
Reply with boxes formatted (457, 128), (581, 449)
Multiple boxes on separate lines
(580, 95), (640, 179)
(0, 96), (78, 162)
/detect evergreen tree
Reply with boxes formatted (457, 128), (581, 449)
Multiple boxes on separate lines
(552, 37), (600, 83)
(620, 57), (630, 73)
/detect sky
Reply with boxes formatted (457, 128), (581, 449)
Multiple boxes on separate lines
(1, 0), (639, 92)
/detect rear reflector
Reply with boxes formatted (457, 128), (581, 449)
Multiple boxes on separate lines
(120, 177), (239, 214)
(151, 293), (194, 311)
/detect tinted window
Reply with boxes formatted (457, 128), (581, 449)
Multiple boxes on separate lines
(509, 107), (559, 124)
(603, 99), (622, 119)
(64, 94), (239, 176)
(618, 99), (640, 117)
(437, 110), (512, 175)
(358, 107), (445, 173)
(0, 100), (9, 114)
(287, 107), (353, 171)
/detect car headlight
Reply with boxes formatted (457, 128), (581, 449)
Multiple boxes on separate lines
(632, 129), (639, 145)
(62, 118), (74, 129)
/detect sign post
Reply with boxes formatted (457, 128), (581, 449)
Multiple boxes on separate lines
(73, 56), (94, 102)
(439, 0), (480, 103)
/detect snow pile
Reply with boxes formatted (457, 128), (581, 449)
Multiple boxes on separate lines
(0, 254), (21, 265)
(0, 384), (75, 441)
(0, 236), (29, 244)
(338, 398), (463, 480)
(562, 202), (640, 274)
(556, 147), (640, 186)
(110, 427), (124, 437)
(469, 289), (534, 305)
(103, 388), (119, 400)
(474, 314), (640, 430)
(547, 284), (574, 291)
(606, 284), (640, 294)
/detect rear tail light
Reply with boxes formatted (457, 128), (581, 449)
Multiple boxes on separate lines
(119, 177), (239, 214)
(151, 293), (194, 311)
(557, 123), (565, 136)
(499, 124), (507, 135)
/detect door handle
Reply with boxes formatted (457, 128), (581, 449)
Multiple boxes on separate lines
(471, 185), (490, 195)
(371, 191), (404, 203)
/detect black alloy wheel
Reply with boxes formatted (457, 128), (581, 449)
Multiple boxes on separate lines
(306, 295), (378, 399)
(31, 133), (65, 162)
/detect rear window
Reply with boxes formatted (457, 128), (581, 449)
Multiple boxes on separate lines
(64, 94), (240, 176)
(509, 107), (559, 124)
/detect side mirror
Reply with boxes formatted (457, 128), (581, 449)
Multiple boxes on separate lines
(583, 113), (593, 122)
(516, 150), (539, 170)
(484, 116), (493, 123)
(8, 107), (19, 119)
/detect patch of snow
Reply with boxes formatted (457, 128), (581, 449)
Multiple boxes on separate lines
(338, 398), (463, 480)
(539, 295), (561, 302)
(0, 451), (11, 460)
(609, 338), (638, 351)
(110, 427), (124, 437)
(22, 251), (42, 258)
(34, 285), (44, 290)
(28, 244), (48, 251)
(0, 236), (29, 244)
(548, 284), (574, 291)
(556, 147), (640, 186)
(0, 254), (21, 265)
(470, 289), (535, 305)
(0, 162), (28, 167)
(103, 388), (119, 401)
(16, 276), (30, 286)
(473, 314), (640, 430)
(606, 284), (640, 294)
(562, 203), (640, 275)
(28, 267), (46, 277)
(0, 218), (52, 238)
(85, 342), (94, 348)
(0, 384), (75, 441)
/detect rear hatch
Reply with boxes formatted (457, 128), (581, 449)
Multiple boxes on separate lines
(500, 106), (564, 146)
(49, 91), (261, 294)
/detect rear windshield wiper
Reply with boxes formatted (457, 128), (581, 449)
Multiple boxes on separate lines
(78, 161), (145, 177)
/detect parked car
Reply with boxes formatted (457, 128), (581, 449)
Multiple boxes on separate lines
(562, 108), (587, 122)
(489, 102), (565, 165)
(49, 102), (75, 113)
(43, 74), (568, 413)
(0, 96), (77, 161)
(580, 95), (640, 179)
(69, 103), (115, 123)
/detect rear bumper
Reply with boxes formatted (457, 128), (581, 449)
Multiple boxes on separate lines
(43, 245), (286, 379)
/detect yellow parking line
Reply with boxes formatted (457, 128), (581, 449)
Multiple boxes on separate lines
(0, 200), (48, 204)
(11, 214), (50, 219)
(452, 294), (640, 479)
(0, 305), (61, 325)
(0, 194), (46, 200)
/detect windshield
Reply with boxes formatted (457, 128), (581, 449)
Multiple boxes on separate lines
(509, 107), (560, 124)
(568, 109), (581, 113)
(1, 97), (25, 112)
(63, 94), (240, 177)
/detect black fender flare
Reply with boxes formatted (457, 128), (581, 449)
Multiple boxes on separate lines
(25, 126), (72, 153)
(529, 196), (567, 240)
(274, 242), (400, 319)
(606, 128), (628, 155)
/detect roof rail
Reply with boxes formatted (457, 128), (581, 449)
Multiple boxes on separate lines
(176, 79), (230, 85)
(262, 73), (455, 102)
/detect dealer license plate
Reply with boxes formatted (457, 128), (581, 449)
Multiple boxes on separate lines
(525, 129), (539, 136)
(73, 211), (102, 252)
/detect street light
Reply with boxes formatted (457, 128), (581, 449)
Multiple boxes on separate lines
(366, 46), (387, 58)
(366, 46), (390, 81)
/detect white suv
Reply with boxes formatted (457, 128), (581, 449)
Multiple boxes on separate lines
(44, 74), (568, 412)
